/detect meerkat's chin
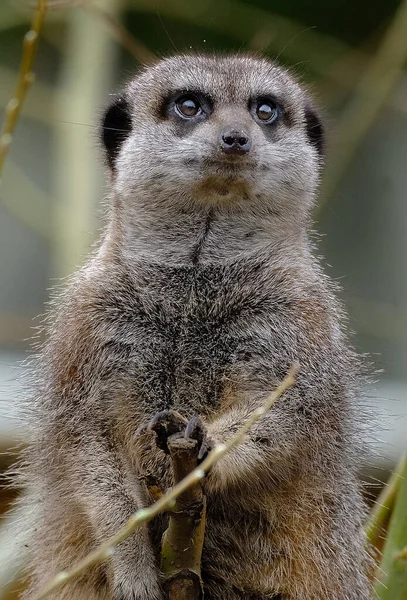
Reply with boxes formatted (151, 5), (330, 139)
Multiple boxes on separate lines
(192, 174), (253, 203)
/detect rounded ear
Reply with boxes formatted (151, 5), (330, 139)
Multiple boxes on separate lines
(101, 95), (132, 170)
(304, 103), (324, 156)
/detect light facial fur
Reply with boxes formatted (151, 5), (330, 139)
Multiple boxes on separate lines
(103, 54), (322, 264)
(16, 54), (372, 600)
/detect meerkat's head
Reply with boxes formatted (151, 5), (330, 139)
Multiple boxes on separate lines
(101, 54), (323, 223)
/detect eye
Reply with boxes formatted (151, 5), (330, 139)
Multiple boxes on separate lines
(175, 96), (202, 119)
(253, 100), (280, 124)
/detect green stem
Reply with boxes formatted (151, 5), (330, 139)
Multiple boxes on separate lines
(0, 0), (49, 179)
(375, 454), (407, 599)
(365, 454), (406, 549)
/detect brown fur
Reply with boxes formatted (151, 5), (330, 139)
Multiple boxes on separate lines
(16, 54), (372, 599)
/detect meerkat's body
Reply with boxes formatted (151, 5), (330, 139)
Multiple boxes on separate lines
(19, 55), (372, 599)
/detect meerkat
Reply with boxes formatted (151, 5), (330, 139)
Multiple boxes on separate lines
(16, 54), (373, 600)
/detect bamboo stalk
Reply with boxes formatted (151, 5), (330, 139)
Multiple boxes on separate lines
(1, 159), (53, 240)
(51, 0), (119, 277)
(0, 0), (49, 179)
(44, 0), (155, 63)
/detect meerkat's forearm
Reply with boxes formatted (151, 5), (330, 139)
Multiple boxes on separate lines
(204, 400), (306, 493)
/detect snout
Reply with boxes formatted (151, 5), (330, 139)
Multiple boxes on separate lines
(219, 126), (252, 156)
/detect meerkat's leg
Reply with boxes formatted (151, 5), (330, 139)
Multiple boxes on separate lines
(25, 431), (163, 600)
(22, 494), (110, 600)
(70, 435), (164, 600)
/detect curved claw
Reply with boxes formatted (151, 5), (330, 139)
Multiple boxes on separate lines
(148, 410), (188, 454)
(197, 439), (213, 462)
(185, 416), (214, 462)
(184, 416), (205, 444)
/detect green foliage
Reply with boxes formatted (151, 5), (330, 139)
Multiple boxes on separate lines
(375, 457), (407, 599)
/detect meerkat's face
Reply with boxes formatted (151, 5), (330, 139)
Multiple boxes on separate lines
(101, 54), (323, 216)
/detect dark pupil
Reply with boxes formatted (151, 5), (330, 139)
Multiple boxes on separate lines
(180, 98), (198, 116)
(257, 103), (274, 120)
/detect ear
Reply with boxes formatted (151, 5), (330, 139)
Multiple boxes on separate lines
(101, 95), (132, 170)
(304, 103), (324, 156)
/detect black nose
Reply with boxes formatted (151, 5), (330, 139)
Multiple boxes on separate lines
(220, 126), (252, 155)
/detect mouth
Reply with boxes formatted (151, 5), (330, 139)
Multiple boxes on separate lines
(183, 156), (254, 172)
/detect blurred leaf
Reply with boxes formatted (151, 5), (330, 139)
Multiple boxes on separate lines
(376, 456), (407, 599)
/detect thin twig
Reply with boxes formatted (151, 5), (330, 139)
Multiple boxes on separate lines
(366, 454), (407, 549)
(318, 0), (407, 212)
(0, 0), (49, 180)
(30, 365), (297, 600)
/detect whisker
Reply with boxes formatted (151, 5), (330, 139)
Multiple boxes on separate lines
(49, 118), (129, 133)
(275, 26), (317, 61)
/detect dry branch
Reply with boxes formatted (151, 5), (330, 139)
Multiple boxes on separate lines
(0, 0), (49, 179)
(162, 433), (206, 599)
(30, 365), (297, 600)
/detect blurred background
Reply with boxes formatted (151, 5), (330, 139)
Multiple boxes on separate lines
(1, 0), (407, 597)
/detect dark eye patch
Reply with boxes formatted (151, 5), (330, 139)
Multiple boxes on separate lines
(160, 89), (214, 138)
(162, 90), (213, 121)
(304, 103), (324, 156)
(101, 96), (132, 170)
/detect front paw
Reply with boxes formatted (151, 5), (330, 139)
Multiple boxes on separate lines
(184, 415), (214, 461)
(147, 410), (188, 453)
(147, 410), (214, 462)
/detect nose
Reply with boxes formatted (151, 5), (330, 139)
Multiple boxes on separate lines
(220, 126), (252, 155)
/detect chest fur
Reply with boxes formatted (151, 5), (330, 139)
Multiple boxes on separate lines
(90, 261), (308, 417)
